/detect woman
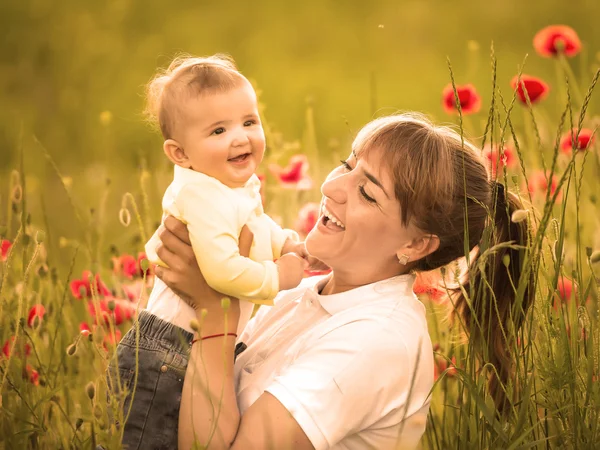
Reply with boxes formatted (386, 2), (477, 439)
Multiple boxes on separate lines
(153, 113), (533, 449)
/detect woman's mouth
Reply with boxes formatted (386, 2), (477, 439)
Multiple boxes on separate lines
(320, 206), (345, 232)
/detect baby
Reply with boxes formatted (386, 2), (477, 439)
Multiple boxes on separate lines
(110, 55), (306, 450)
(143, 54), (305, 334)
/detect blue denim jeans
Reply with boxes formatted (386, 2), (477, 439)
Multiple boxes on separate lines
(108, 311), (193, 450)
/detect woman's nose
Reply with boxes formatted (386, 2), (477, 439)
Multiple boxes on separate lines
(321, 169), (348, 204)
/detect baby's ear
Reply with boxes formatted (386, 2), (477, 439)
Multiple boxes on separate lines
(163, 140), (191, 168)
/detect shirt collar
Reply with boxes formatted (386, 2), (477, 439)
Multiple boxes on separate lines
(173, 165), (261, 193)
(307, 273), (417, 315)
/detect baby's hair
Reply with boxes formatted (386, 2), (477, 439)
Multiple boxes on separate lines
(145, 54), (247, 139)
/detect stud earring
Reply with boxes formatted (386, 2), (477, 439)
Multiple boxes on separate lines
(398, 254), (410, 265)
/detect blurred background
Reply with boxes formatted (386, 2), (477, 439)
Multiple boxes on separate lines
(1, 0), (599, 262)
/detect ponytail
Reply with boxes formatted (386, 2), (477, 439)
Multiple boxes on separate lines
(452, 183), (535, 413)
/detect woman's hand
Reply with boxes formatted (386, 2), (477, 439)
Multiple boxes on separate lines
(153, 216), (254, 311)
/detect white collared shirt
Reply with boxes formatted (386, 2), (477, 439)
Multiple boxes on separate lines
(235, 274), (434, 450)
(145, 165), (297, 332)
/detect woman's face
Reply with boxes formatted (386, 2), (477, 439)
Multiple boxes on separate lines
(305, 146), (424, 284)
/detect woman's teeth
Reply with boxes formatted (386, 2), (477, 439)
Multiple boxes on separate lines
(322, 206), (345, 229)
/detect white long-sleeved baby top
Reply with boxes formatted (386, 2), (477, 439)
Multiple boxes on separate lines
(145, 165), (298, 333)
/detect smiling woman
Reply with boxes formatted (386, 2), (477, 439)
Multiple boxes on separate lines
(151, 112), (535, 449)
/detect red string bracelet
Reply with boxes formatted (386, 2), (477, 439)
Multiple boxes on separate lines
(191, 332), (237, 345)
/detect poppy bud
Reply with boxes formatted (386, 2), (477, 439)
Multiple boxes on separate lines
(75, 418), (84, 430)
(189, 319), (200, 333)
(35, 230), (45, 244)
(221, 297), (231, 311)
(85, 381), (96, 400)
(66, 343), (77, 356)
(107, 299), (116, 311)
(502, 254), (510, 267)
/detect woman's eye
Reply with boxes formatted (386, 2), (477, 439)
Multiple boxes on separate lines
(340, 159), (352, 171)
(212, 127), (225, 135)
(359, 185), (377, 204)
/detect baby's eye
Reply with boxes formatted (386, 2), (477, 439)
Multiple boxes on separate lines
(212, 127), (225, 135)
(243, 120), (257, 127)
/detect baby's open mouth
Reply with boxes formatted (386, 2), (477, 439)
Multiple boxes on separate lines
(228, 153), (251, 163)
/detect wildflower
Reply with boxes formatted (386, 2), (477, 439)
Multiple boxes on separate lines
(527, 170), (559, 199)
(295, 202), (320, 237)
(434, 355), (457, 381)
(533, 25), (581, 58)
(80, 322), (91, 337)
(483, 144), (516, 178)
(88, 297), (135, 326)
(413, 272), (446, 303)
(112, 254), (137, 278)
(268, 155), (313, 190)
(70, 271), (111, 299)
(103, 329), (122, 350)
(1, 239), (12, 260)
(25, 365), (40, 386)
(560, 128), (595, 154)
(2, 336), (32, 358)
(442, 83), (481, 115)
(113, 252), (152, 280)
(557, 277), (575, 303)
(27, 304), (46, 328)
(510, 75), (550, 105)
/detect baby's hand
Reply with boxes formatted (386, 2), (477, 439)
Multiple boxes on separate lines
(281, 240), (330, 272)
(277, 252), (307, 291)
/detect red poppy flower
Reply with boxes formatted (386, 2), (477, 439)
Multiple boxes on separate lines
(24, 365), (40, 386)
(88, 297), (135, 326)
(557, 277), (576, 303)
(560, 128), (595, 154)
(103, 329), (122, 350)
(533, 25), (582, 58)
(527, 170), (559, 199)
(268, 155), (313, 190)
(2, 336), (32, 359)
(80, 322), (91, 337)
(1, 240), (11, 261)
(511, 75), (550, 105)
(27, 304), (46, 328)
(442, 83), (482, 115)
(434, 355), (457, 381)
(413, 272), (446, 303)
(295, 202), (320, 237)
(483, 144), (517, 178)
(70, 271), (111, 299)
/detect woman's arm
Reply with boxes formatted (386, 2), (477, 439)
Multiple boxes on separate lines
(155, 217), (313, 450)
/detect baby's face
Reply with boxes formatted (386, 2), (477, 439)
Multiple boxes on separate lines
(178, 81), (265, 188)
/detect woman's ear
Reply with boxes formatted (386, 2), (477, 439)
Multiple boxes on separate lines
(163, 139), (191, 168)
(396, 234), (440, 263)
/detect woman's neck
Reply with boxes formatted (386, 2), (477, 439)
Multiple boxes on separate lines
(319, 269), (408, 295)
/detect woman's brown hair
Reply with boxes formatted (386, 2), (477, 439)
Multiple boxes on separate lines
(354, 113), (535, 413)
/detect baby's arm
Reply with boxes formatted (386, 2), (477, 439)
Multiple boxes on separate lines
(263, 214), (300, 258)
(178, 186), (302, 303)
